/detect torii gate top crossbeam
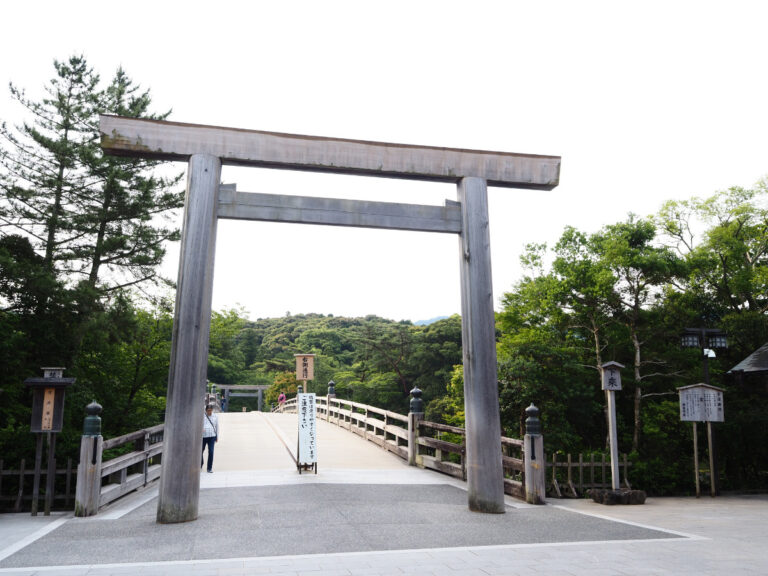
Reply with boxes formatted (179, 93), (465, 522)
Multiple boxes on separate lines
(100, 116), (560, 190)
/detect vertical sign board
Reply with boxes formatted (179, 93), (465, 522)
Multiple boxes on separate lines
(679, 384), (725, 422)
(295, 354), (315, 381)
(601, 364), (623, 391)
(41, 388), (56, 431)
(297, 393), (317, 473)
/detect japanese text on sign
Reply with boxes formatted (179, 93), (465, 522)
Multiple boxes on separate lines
(679, 387), (724, 422)
(295, 354), (315, 381)
(297, 393), (317, 464)
(41, 387), (55, 431)
(602, 367), (622, 391)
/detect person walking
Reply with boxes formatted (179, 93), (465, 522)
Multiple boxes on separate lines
(202, 404), (219, 473)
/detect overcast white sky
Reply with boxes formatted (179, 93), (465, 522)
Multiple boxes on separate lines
(2, 1), (767, 322)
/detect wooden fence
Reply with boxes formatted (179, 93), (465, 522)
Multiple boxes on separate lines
(0, 459), (75, 513)
(547, 451), (632, 497)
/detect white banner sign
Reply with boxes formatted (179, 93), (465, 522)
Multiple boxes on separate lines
(297, 393), (317, 465)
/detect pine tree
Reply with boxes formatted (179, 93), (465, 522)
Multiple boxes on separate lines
(73, 66), (183, 293)
(0, 55), (99, 271)
(0, 55), (183, 296)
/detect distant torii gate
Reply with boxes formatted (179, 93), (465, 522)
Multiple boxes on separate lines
(100, 115), (560, 523)
(214, 384), (269, 412)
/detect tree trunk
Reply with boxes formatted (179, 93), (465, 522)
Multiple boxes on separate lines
(632, 329), (642, 452)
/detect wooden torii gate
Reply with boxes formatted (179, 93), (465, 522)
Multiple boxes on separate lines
(99, 115), (560, 523)
(214, 384), (269, 412)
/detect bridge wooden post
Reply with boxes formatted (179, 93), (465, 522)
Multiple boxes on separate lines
(524, 404), (546, 504)
(457, 177), (505, 514)
(75, 401), (103, 517)
(157, 154), (221, 524)
(408, 412), (423, 466)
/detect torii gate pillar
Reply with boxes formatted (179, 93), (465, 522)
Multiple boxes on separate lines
(458, 177), (505, 513)
(156, 154), (220, 523)
(99, 115), (560, 523)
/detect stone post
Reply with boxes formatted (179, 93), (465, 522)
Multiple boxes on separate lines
(326, 380), (336, 422)
(75, 401), (103, 517)
(408, 387), (424, 466)
(523, 404), (546, 505)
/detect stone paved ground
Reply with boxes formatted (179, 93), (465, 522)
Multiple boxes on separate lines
(1, 413), (766, 575)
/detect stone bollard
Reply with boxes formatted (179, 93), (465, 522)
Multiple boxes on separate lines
(327, 380), (336, 422)
(74, 401), (103, 517)
(408, 387), (424, 467)
(524, 403), (546, 505)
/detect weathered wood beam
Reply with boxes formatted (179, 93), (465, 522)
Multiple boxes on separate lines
(100, 115), (560, 190)
(157, 154), (221, 524)
(218, 188), (462, 234)
(458, 176), (505, 514)
(213, 384), (270, 391)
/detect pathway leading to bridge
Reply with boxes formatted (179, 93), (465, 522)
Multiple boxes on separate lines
(1, 412), (767, 575)
(213, 411), (412, 471)
(202, 411), (440, 488)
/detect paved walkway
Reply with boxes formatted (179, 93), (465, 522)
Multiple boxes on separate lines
(1, 412), (766, 575)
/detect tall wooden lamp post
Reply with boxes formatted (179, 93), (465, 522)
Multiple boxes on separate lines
(681, 327), (727, 495)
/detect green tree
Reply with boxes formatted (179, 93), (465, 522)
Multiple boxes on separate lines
(75, 67), (183, 293)
(590, 216), (683, 451)
(0, 56), (99, 271)
(497, 268), (596, 449)
(656, 181), (768, 317)
(0, 55), (183, 296)
(74, 297), (173, 432)
(266, 371), (298, 406)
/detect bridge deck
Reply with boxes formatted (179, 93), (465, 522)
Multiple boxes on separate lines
(213, 412), (409, 472)
(1, 413), (766, 575)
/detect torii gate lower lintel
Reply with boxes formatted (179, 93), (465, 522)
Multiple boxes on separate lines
(99, 116), (561, 523)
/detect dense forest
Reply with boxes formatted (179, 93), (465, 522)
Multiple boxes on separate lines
(1, 56), (767, 496)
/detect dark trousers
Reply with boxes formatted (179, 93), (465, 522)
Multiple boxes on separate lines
(202, 436), (216, 471)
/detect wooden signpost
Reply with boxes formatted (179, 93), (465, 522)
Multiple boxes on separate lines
(25, 367), (75, 516)
(601, 361), (624, 491)
(295, 354), (316, 384)
(678, 383), (725, 497)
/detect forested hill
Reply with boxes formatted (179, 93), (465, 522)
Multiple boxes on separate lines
(208, 311), (463, 416)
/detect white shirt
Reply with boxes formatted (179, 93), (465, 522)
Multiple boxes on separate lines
(203, 411), (219, 438)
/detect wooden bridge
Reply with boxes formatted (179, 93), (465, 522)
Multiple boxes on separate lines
(73, 396), (550, 517)
(71, 395), (637, 520)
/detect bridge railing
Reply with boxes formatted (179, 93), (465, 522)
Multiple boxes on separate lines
(278, 395), (545, 504)
(100, 424), (164, 507)
(75, 422), (164, 517)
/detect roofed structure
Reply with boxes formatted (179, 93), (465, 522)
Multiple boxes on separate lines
(728, 342), (768, 374)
